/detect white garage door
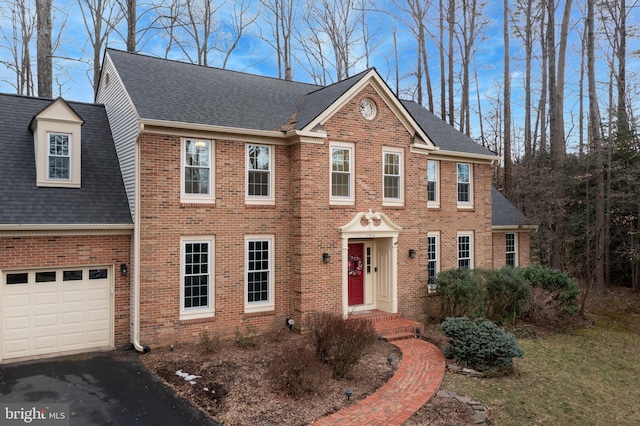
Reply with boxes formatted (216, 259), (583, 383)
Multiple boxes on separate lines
(1, 266), (113, 361)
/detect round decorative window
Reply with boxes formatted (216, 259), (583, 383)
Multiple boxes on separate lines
(359, 99), (377, 120)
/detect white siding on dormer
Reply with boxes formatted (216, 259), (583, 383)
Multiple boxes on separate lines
(96, 53), (140, 221)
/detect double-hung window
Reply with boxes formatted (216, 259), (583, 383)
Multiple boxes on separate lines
(383, 147), (404, 205)
(330, 142), (354, 204)
(457, 163), (473, 207)
(181, 237), (215, 320)
(245, 235), (275, 313)
(457, 232), (473, 269)
(427, 160), (439, 207)
(246, 144), (274, 204)
(506, 233), (517, 267)
(48, 133), (71, 180)
(182, 138), (214, 203)
(427, 232), (439, 293)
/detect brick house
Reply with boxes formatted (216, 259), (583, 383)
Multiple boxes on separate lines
(0, 49), (533, 361)
(95, 49), (533, 351)
(0, 95), (132, 362)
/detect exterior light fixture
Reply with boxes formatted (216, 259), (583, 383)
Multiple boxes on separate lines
(285, 317), (294, 330)
(387, 354), (393, 365)
(345, 388), (353, 400)
(408, 249), (416, 259)
(322, 253), (331, 263)
(120, 263), (128, 276)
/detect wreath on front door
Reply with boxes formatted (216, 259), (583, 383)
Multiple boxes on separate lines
(348, 255), (363, 276)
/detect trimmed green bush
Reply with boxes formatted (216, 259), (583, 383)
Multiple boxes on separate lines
(441, 317), (524, 370)
(479, 267), (532, 323)
(517, 264), (580, 318)
(435, 268), (486, 318)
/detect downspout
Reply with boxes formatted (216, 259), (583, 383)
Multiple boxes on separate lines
(132, 127), (150, 353)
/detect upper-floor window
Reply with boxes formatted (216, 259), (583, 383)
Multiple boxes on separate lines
(506, 233), (517, 267)
(48, 133), (71, 180)
(330, 142), (354, 205)
(427, 160), (439, 207)
(181, 237), (215, 320)
(246, 144), (274, 204)
(181, 138), (215, 203)
(383, 148), (404, 205)
(457, 163), (473, 207)
(457, 232), (473, 269)
(427, 232), (439, 293)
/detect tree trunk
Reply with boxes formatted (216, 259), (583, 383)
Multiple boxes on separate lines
(503, 0), (512, 195)
(447, 0), (455, 126)
(588, 0), (605, 294)
(36, 0), (52, 98)
(126, 0), (136, 52)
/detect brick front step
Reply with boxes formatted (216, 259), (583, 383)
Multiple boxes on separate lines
(350, 310), (422, 342)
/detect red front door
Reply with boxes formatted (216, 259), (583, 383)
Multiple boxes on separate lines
(348, 243), (364, 305)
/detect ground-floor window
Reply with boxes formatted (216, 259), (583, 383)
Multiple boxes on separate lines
(245, 235), (275, 313)
(457, 232), (473, 269)
(427, 232), (439, 293)
(181, 237), (215, 320)
(506, 233), (517, 267)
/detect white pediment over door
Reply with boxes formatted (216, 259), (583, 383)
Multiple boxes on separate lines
(339, 209), (402, 238)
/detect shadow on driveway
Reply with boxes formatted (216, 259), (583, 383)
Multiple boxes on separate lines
(0, 351), (219, 425)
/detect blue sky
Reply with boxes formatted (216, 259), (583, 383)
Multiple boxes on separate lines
(0, 0), (637, 155)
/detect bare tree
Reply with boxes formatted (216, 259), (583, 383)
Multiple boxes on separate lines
(219, 0), (259, 69)
(260, 0), (295, 79)
(77, 0), (124, 91)
(587, 0), (605, 294)
(503, 0), (512, 194)
(0, 0), (36, 95)
(36, 0), (52, 98)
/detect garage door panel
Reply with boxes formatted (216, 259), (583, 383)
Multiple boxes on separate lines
(34, 291), (58, 306)
(34, 313), (58, 328)
(2, 266), (113, 361)
(4, 293), (29, 309)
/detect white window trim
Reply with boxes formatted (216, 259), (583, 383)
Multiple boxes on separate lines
(46, 132), (72, 182)
(181, 138), (215, 204)
(180, 236), (215, 320)
(506, 232), (518, 267)
(427, 159), (440, 208)
(245, 144), (275, 205)
(427, 231), (440, 293)
(329, 141), (355, 205)
(244, 234), (275, 313)
(457, 162), (474, 209)
(457, 231), (474, 269)
(382, 146), (404, 206)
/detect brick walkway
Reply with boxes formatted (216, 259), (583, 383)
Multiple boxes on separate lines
(312, 339), (446, 426)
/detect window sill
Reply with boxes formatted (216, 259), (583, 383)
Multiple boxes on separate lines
(382, 200), (404, 208)
(181, 197), (216, 205)
(245, 198), (275, 206)
(244, 303), (275, 314)
(180, 309), (215, 322)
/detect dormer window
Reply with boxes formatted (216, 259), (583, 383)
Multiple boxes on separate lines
(30, 98), (83, 188)
(48, 133), (71, 180)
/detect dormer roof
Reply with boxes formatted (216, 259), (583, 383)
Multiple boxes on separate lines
(0, 93), (132, 227)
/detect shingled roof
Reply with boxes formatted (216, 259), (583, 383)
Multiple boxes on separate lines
(0, 93), (132, 226)
(492, 187), (533, 228)
(105, 49), (493, 156)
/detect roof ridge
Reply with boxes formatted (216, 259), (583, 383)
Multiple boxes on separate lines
(106, 48), (322, 90)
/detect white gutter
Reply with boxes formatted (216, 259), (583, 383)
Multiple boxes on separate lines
(132, 133), (149, 353)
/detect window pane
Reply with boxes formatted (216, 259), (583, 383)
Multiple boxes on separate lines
(247, 240), (269, 303)
(427, 161), (437, 202)
(458, 183), (470, 202)
(184, 242), (209, 309)
(458, 236), (471, 269)
(332, 172), (350, 197)
(427, 236), (437, 287)
(63, 270), (83, 281)
(248, 170), (269, 196)
(89, 269), (108, 279)
(185, 167), (210, 195)
(248, 145), (270, 170)
(331, 148), (350, 172)
(457, 164), (470, 183)
(6, 273), (28, 285)
(384, 176), (399, 198)
(185, 140), (209, 166)
(36, 271), (56, 282)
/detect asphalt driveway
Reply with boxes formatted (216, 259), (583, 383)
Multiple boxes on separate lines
(0, 351), (219, 425)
